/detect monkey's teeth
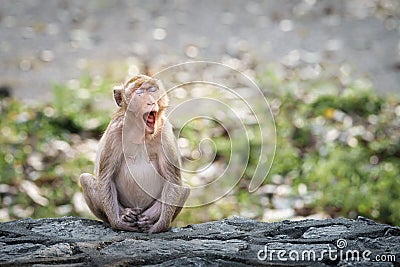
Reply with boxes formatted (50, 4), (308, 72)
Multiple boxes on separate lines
(148, 112), (156, 122)
(143, 111), (156, 129)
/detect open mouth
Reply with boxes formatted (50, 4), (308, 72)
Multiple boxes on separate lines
(143, 111), (157, 130)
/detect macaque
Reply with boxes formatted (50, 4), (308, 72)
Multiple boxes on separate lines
(80, 75), (189, 233)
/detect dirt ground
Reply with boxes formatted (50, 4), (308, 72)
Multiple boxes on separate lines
(1, 0), (399, 101)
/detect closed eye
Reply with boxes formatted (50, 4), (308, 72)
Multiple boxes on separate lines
(148, 86), (158, 93)
(135, 88), (145, 94)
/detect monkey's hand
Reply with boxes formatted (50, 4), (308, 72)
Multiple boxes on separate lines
(136, 215), (157, 232)
(108, 208), (143, 232)
(121, 207), (142, 224)
(110, 219), (141, 232)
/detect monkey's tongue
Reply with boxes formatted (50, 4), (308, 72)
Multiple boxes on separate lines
(144, 112), (156, 128)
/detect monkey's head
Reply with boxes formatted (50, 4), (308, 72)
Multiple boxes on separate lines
(114, 75), (169, 136)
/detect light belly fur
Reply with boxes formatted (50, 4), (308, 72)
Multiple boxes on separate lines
(116, 146), (164, 209)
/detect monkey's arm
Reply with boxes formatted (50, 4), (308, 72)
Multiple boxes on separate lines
(97, 122), (139, 231)
(149, 121), (189, 233)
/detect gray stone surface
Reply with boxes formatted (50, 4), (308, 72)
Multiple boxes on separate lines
(0, 216), (399, 266)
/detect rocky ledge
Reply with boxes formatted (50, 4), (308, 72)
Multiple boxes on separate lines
(0, 216), (399, 266)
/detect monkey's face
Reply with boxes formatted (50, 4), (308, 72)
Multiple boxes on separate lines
(114, 75), (169, 136)
(134, 82), (160, 134)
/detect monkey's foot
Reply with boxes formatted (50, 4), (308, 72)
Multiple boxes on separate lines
(148, 221), (169, 234)
(112, 220), (141, 232)
(121, 208), (142, 225)
(137, 215), (153, 232)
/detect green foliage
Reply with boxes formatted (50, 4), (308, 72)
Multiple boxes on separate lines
(0, 68), (399, 226)
(259, 70), (400, 225)
(0, 74), (114, 220)
(52, 73), (113, 136)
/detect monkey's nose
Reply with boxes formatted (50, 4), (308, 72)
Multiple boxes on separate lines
(146, 95), (159, 111)
(145, 97), (158, 112)
(146, 95), (156, 105)
(147, 102), (157, 110)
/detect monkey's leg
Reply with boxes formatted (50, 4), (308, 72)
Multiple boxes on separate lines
(171, 186), (190, 221)
(79, 173), (108, 223)
(149, 185), (190, 233)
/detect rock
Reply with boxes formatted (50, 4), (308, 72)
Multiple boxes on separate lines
(0, 216), (398, 266)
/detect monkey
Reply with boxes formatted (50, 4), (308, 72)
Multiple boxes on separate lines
(79, 74), (190, 233)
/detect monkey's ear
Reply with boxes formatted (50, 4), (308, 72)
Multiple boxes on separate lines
(113, 85), (123, 107)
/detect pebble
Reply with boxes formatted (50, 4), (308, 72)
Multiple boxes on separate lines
(19, 59), (32, 71)
(152, 28), (167, 40)
(40, 50), (55, 62)
(185, 44), (199, 58)
(46, 23), (60, 35)
(279, 19), (294, 32)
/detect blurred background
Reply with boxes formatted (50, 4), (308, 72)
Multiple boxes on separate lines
(0, 0), (399, 226)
